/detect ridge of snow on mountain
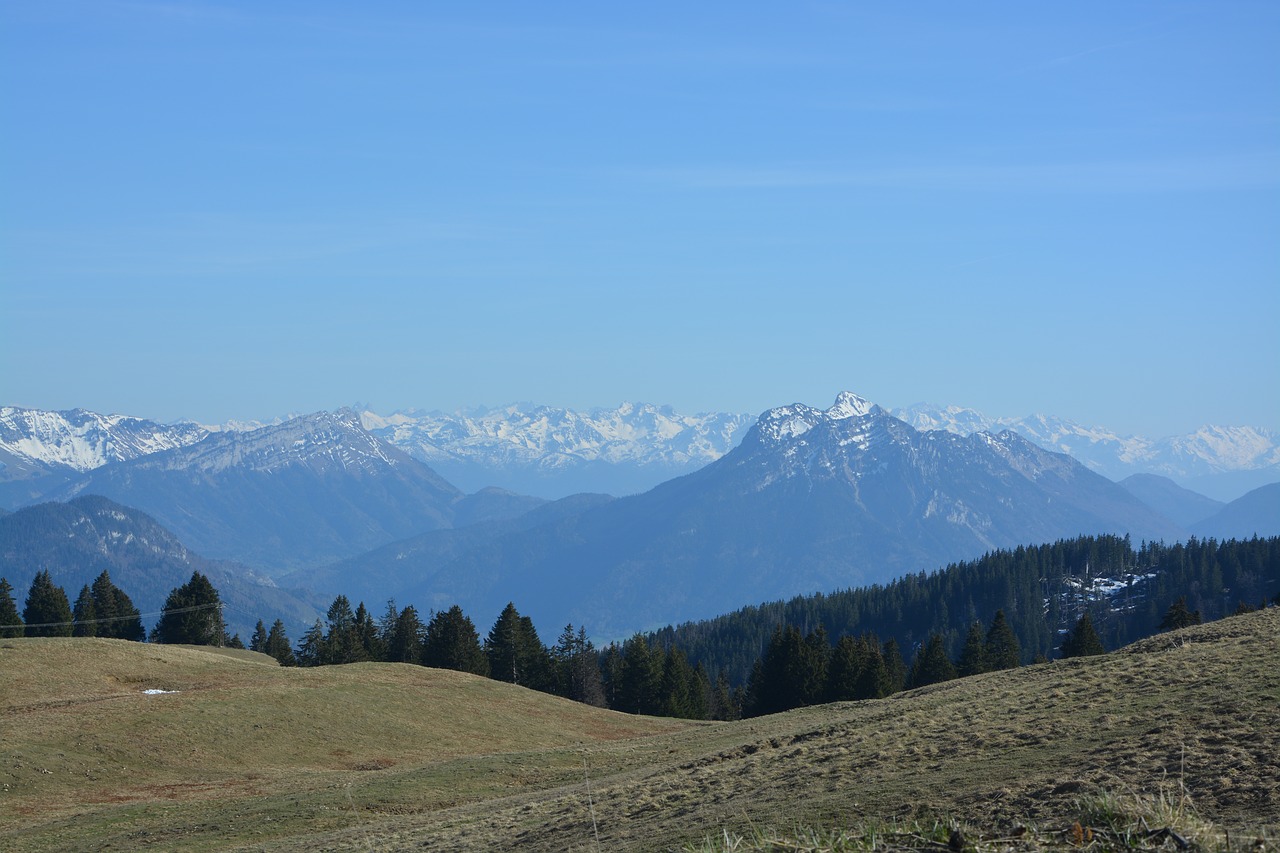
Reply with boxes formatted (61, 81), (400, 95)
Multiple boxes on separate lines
(360, 402), (755, 469)
(136, 409), (409, 476)
(893, 403), (1280, 483)
(0, 406), (208, 471)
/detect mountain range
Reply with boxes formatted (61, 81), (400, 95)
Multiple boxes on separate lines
(1, 393), (1276, 639)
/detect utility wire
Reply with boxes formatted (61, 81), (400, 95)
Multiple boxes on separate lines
(0, 601), (222, 631)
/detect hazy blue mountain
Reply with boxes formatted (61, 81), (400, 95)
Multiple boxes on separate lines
(0, 495), (324, 637)
(1191, 483), (1280, 539)
(47, 410), (538, 572)
(1119, 473), (1225, 527)
(290, 492), (614, 608)
(335, 392), (1187, 639)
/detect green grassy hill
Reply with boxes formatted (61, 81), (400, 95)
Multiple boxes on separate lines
(3, 610), (1278, 852)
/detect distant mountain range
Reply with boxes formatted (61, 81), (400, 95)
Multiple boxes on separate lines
(4, 400), (1276, 503)
(1, 394), (1275, 640)
(324, 393), (1189, 637)
(40, 410), (543, 570)
(892, 404), (1280, 501)
(359, 402), (756, 498)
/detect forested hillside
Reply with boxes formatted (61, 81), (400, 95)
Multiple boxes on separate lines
(649, 535), (1280, 684)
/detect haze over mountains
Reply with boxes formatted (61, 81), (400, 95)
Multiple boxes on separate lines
(1, 393), (1276, 639)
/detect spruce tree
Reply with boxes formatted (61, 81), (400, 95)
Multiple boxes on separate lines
(853, 637), (891, 700)
(881, 638), (907, 694)
(908, 634), (956, 689)
(354, 602), (383, 662)
(422, 605), (489, 676)
(23, 570), (73, 637)
(0, 578), (22, 638)
(1061, 613), (1106, 658)
(1158, 597), (1202, 632)
(72, 585), (97, 637)
(295, 619), (327, 666)
(387, 605), (425, 664)
(484, 603), (553, 690)
(322, 596), (362, 664)
(956, 621), (989, 677)
(151, 571), (225, 646)
(984, 609), (1021, 670)
(614, 634), (662, 715)
(826, 634), (865, 701)
(552, 625), (606, 707)
(264, 619), (296, 666)
(250, 620), (269, 653)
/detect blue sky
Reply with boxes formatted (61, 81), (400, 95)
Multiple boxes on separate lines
(2, 1), (1277, 436)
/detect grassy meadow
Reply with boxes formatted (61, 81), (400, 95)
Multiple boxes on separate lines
(2, 609), (1278, 852)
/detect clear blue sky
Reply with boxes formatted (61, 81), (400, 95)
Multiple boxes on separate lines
(3, 2), (1277, 436)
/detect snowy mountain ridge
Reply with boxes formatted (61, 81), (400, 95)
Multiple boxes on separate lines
(0, 406), (208, 472)
(892, 403), (1280, 486)
(360, 401), (756, 471)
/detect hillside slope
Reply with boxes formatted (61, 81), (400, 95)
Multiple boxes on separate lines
(2, 609), (1276, 852)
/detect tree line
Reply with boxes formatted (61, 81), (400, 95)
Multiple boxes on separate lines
(4, 533), (1276, 722)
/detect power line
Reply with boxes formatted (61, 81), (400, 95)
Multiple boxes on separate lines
(0, 601), (222, 631)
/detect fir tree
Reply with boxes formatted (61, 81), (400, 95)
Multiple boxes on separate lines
(614, 634), (663, 715)
(265, 619), (296, 666)
(386, 605), (425, 664)
(422, 605), (489, 676)
(72, 585), (97, 637)
(23, 570), (73, 637)
(295, 619), (327, 666)
(151, 571), (224, 645)
(956, 621), (989, 676)
(484, 603), (553, 690)
(1158, 597), (1202, 632)
(89, 570), (146, 641)
(1061, 613), (1105, 658)
(250, 620), (269, 653)
(0, 578), (23, 638)
(908, 634), (956, 689)
(552, 625), (606, 707)
(881, 638), (907, 694)
(322, 595), (362, 664)
(984, 609), (1021, 670)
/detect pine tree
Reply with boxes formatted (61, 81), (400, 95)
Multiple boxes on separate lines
(484, 603), (553, 690)
(250, 620), (269, 653)
(264, 619), (296, 666)
(354, 602), (383, 662)
(72, 585), (97, 637)
(151, 571), (225, 646)
(0, 578), (23, 638)
(1158, 597), (1202, 632)
(956, 621), (989, 677)
(908, 634), (956, 689)
(614, 634), (663, 715)
(1061, 613), (1106, 658)
(295, 619), (327, 666)
(984, 609), (1021, 670)
(552, 625), (606, 707)
(23, 570), (73, 637)
(322, 595), (362, 664)
(386, 605), (425, 664)
(881, 638), (907, 694)
(422, 605), (489, 676)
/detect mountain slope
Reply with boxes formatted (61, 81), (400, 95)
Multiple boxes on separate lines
(1192, 482), (1280, 539)
(0, 495), (323, 635)
(1119, 473), (1225, 527)
(352, 392), (1186, 638)
(4, 608), (1275, 852)
(47, 411), (476, 571)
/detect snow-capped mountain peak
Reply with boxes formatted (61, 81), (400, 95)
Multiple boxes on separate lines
(0, 406), (208, 471)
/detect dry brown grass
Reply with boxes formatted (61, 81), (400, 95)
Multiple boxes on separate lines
(2, 609), (1277, 852)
